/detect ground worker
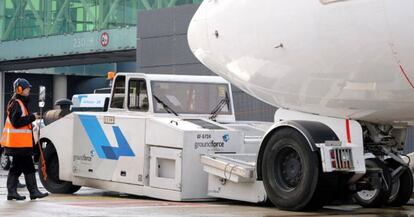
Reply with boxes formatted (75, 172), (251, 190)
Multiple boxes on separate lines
(0, 78), (49, 200)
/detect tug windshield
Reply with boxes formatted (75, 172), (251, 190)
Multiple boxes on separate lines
(151, 81), (232, 115)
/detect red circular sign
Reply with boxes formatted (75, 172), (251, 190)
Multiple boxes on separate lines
(100, 32), (110, 47)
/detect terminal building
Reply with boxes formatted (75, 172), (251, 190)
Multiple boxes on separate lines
(0, 0), (277, 128)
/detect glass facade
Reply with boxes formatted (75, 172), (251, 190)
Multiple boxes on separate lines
(0, 0), (202, 41)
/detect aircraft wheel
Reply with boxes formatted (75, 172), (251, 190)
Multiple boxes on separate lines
(354, 158), (391, 208)
(386, 159), (413, 207)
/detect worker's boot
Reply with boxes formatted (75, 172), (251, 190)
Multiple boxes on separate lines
(17, 180), (26, 188)
(7, 173), (26, 201)
(25, 173), (48, 200)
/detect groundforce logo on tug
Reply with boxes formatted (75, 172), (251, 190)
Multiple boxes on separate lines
(194, 133), (230, 150)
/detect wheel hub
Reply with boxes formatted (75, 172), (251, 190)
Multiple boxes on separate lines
(276, 147), (303, 190)
(389, 177), (401, 202)
(357, 189), (378, 201)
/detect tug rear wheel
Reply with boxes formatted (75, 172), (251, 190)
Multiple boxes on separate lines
(262, 128), (336, 211)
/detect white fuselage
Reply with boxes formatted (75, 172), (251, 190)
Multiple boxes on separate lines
(188, 0), (414, 124)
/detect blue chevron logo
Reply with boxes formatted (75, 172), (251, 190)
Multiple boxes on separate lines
(78, 115), (135, 160)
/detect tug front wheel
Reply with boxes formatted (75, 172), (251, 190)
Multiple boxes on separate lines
(38, 141), (81, 194)
(262, 128), (335, 211)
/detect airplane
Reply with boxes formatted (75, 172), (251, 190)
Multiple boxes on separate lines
(188, 0), (414, 211)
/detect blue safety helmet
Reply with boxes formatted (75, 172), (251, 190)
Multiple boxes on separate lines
(13, 78), (32, 93)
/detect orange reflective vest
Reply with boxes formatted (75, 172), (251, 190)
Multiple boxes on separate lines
(0, 99), (33, 148)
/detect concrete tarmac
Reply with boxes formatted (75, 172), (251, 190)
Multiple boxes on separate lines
(1, 170), (414, 217)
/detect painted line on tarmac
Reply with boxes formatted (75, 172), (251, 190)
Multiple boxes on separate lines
(40, 196), (225, 208)
(63, 200), (222, 208)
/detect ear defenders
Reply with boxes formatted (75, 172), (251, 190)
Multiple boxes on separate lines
(16, 86), (23, 94)
(13, 78), (23, 94)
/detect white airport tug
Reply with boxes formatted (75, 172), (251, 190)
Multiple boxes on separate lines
(38, 73), (271, 202)
(38, 72), (413, 211)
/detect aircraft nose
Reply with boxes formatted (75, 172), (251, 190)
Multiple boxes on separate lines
(187, 2), (210, 63)
(188, 20), (208, 57)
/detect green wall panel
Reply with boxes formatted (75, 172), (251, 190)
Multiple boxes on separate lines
(0, 0), (202, 41)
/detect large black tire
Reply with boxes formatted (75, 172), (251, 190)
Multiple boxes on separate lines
(38, 141), (81, 194)
(386, 159), (413, 207)
(262, 128), (336, 211)
(354, 158), (391, 208)
(0, 148), (11, 170)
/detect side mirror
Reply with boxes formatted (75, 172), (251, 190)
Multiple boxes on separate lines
(39, 86), (46, 108)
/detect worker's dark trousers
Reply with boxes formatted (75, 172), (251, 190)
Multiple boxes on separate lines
(7, 155), (36, 200)
(7, 155), (48, 200)
(8, 155), (36, 176)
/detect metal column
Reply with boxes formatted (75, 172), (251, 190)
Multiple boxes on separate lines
(53, 75), (67, 109)
(0, 71), (4, 131)
(0, 1), (5, 40)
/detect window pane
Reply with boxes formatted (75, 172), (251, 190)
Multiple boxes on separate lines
(128, 79), (148, 111)
(110, 75), (126, 109)
(151, 81), (231, 115)
(22, 0), (43, 39)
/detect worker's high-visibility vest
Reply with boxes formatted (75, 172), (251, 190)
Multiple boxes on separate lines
(0, 99), (33, 148)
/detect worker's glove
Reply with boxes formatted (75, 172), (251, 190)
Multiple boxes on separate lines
(34, 113), (41, 119)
